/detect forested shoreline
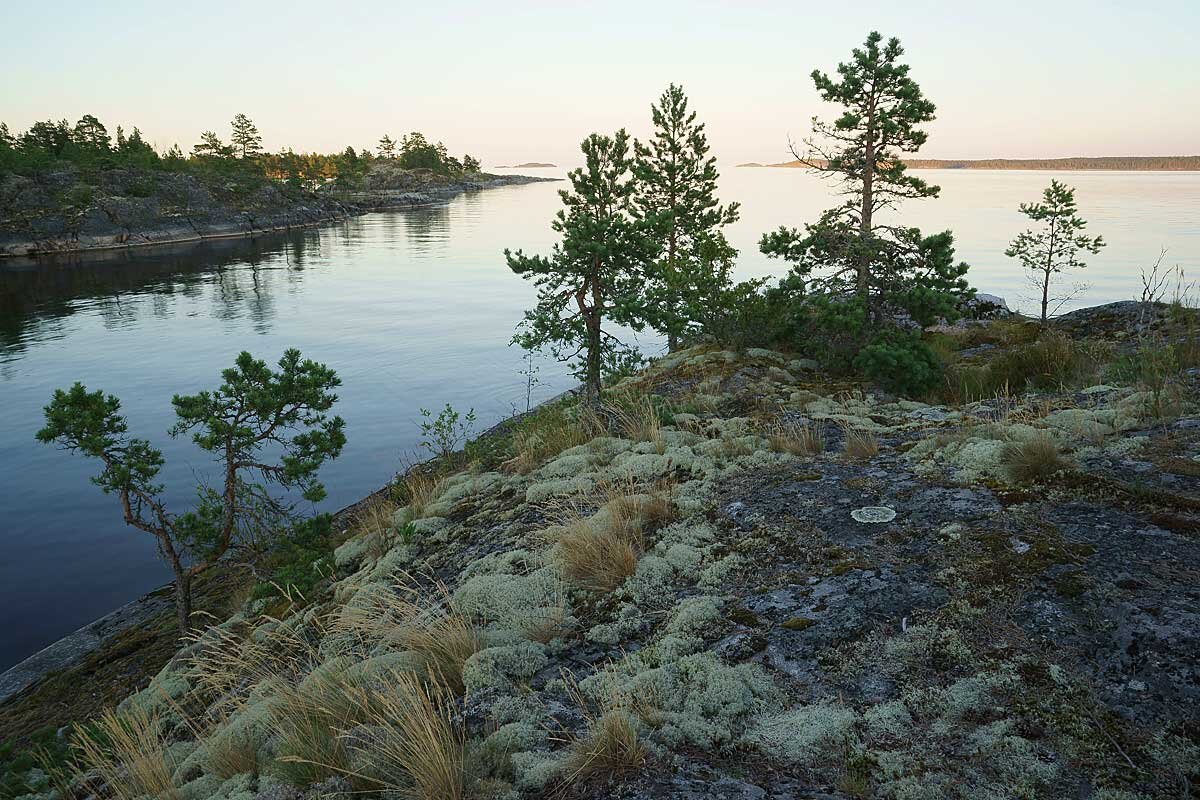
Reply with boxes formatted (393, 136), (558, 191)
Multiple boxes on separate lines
(0, 115), (545, 257)
(742, 155), (1200, 170)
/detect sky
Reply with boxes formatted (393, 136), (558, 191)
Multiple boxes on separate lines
(2, 0), (1197, 167)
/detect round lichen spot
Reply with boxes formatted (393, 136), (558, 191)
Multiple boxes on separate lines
(851, 506), (896, 523)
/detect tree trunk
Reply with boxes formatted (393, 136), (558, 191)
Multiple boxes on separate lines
(667, 332), (678, 352)
(584, 311), (602, 404)
(1040, 269), (1051, 324)
(857, 94), (877, 307)
(173, 568), (193, 636)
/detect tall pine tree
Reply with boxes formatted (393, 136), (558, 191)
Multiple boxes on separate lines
(378, 134), (397, 159)
(633, 84), (740, 351)
(761, 31), (970, 327)
(506, 131), (654, 403)
(230, 113), (262, 159)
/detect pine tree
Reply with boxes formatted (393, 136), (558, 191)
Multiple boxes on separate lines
(72, 114), (111, 150)
(229, 113), (262, 159)
(763, 33), (947, 307)
(633, 83), (740, 350)
(506, 130), (654, 403)
(37, 349), (345, 633)
(761, 32), (970, 328)
(463, 154), (481, 173)
(378, 134), (397, 159)
(192, 130), (231, 158)
(1005, 180), (1105, 322)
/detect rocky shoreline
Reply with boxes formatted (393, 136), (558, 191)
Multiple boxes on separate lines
(3, 300), (1197, 799)
(0, 172), (555, 259)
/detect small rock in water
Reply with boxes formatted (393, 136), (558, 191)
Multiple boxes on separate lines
(851, 506), (896, 523)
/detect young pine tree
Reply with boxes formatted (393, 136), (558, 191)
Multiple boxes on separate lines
(378, 134), (397, 159)
(1005, 180), (1105, 323)
(229, 113), (263, 159)
(506, 130), (654, 403)
(36, 349), (345, 634)
(633, 83), (740, 351)
(192, 130), (232, 158)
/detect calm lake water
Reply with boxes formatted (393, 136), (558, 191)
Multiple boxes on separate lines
(1, 167), (1197, 669)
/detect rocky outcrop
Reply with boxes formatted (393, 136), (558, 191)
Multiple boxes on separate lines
(0, 166), (556, 257)
(5, 309), (1198, 799)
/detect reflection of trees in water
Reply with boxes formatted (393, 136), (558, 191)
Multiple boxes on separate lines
(403, 205), (452, 256)
(0, 229), (326, 356)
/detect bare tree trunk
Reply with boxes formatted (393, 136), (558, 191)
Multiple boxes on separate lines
(173, 569), (192, 636)
(584, 312), (602, 404)
(1040, 269), (1051, 324)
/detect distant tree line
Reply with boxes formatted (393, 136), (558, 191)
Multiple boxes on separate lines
(0, 113), (483, 187)
(765, 156), (1200, 171)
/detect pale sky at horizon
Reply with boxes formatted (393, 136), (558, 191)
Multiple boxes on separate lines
(3, 0), (1197, 167)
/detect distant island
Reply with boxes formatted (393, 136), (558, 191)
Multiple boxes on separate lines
(738, 156), (1200, 171)
(494, 162), (557, 168)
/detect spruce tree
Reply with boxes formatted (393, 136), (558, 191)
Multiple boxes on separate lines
(633, 84), (740, 351)
(229, 113), (262, 159)
(1005, 180), (1105, 322)
(378, 134), (397, 159)
(506, 130), (654, 403)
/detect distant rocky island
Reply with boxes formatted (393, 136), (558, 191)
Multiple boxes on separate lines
(739, 155), (1200, 170)
(0, 162), (556, 258)
(494, 162), (557, 168)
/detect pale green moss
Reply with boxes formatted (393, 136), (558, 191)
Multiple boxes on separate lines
(509, 750), (565, 792)
(584, 652), (778, 749)
(452, 565), (567, 636)
(742, 702), (859, 767)
(624, 555), (677, 607)
(655, 596), (725, 659)
(698, 554), (745, 590)
(462, 641), (549, 692)
(863, 700), (914, 744)
(586, 603), (645, 646)
(333, 532), (376, 570)
(526, 475), (596, 504)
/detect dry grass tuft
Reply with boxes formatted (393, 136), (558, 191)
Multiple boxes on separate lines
(269, 667), (371, 787)
(559, 669), (647, 787)
(331, 579), (483, 693)
(351, 491), (400, 536)
(203, 717), (262, 779)
(186, 616), (317, 715)
(601, 390), (664, 443)
(551, 480), (675, 593)
(402, 470), (446, 518)
(345, 672), (465, 800)
(1001, 435), (1069, 483)
(72, 705), (178, 800)
(503, 403), (596, 474)
(841, 427), (879, 460)
(764, 416), (825, 456)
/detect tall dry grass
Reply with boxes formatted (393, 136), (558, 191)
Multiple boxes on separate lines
(503, 403), (596, 474)
(763, 415), (825, 456)
(72, 705), (178, 800)
(841, 427), (879, 460)
(550, 479), (674, 593)
(344, 671), (466, 800)
(330, 578), (483, 693)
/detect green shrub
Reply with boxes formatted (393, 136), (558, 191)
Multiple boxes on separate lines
(854, 333), (943, 397)
(252, 514), (335, 600)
